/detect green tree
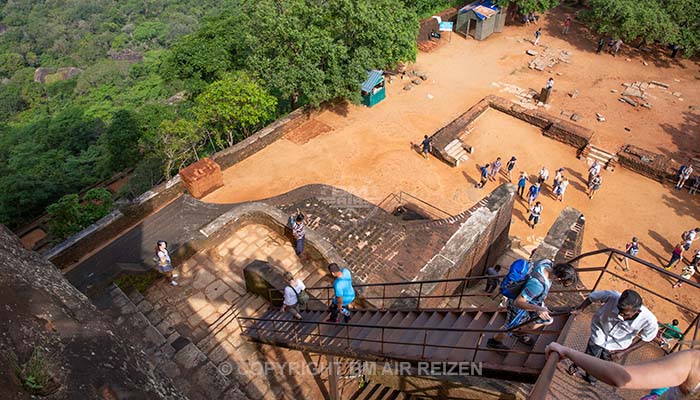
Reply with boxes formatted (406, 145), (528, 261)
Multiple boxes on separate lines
(47, 194), (83, 241)
(582, 0), (678, 45)
(147, 118), (200, 179)
(99, 109), (142, 173)
(495, 0), (559, 13)
(194, 73), (277, 147)
(81, 187), (113, 223)
(665, 0), (700, 56)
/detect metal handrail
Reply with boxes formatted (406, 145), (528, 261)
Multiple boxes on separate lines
(530, 248), (700, 399)
(237, 316), (566, 360)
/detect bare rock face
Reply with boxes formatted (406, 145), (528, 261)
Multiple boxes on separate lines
(0, 226), (186, 400)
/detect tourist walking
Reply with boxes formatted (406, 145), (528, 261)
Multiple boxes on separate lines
(327, 263), (355, 323)
(612, 39), (623, 56)
(666, 242), (684, 270)
(154, 240), (178, 286)
(596, 37), (605, 54)
(534, 28), (542, 46)
(489, 157), (502, 181)
(421, 135), (432, 160)
(691, 249), (700, 268)
(588, 174), (602, 199)
(555, 178), (569, 202)
(517, 172), (528, 198)
(529, 201), (543, 229)
(677, 164), (693, 189)
(562, 17), (572, 35)
(528, 182), (541, 206)
(618, 237), (639, 272)
(568, 289), (659, 385)
(487, 259), (578, 350)
(484, 264), (502, 294)
(672, 264), (695, 289)
(505, 156), (517, 181)
(282, 272), (306, 320)
(478, 163), (490, 188)
(552, 168), (564, 193)
(607, 38), (616, 54)
(588, 160), (601, 186)
(538, 165), (549, 185)
(681, 227), (700, 250)
(689, 176), (700, 194)
(291, 210), (306, 256)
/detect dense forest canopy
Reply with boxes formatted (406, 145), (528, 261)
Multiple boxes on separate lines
(0, 0), (420, 232)
(0, 0), (697, 236)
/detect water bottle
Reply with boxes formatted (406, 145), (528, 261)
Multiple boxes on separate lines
(340, 308), (350, 317)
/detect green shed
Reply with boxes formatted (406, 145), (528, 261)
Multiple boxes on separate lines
(361, 69), (386, 107)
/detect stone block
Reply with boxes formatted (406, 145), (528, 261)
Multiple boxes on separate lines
(136, 300), (153, 314)
(174, 343), (207, 371)
(208, 341), (236, 364)
(143, 325), (167, 348)
(187, 292), (208, 313)
(192, 362), (232, 398)
(193, 269), (217, 290)
(179, 158), (223, 199)
(205, 279), (231, 301)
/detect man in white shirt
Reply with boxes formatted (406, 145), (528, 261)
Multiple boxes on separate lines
(282, 272), (305, 320)
(588, 160), (601, 186)
(568, 289), (659, 385)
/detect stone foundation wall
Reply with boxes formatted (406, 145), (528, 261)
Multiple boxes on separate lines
(617, 144), (681, 183)
(430, 95), (594, 168)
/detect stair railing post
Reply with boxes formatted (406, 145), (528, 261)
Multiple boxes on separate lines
(417, 282), (423, 309)
(457, 284), (464, 309)
(346, 324), (350, 348)
(327, 355), (340, 400)
(380, 327), (385, 353)
(382, 285), (386, 310)
(593, 250), (612, 290)
(420, 329), (428, 359)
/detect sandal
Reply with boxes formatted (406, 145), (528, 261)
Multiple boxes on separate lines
(515, 334), (534, 346)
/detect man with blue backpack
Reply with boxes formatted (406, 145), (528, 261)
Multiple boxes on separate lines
(487, 258), (578, 350)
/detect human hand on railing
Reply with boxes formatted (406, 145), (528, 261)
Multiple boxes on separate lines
(545, 342), (567, 360)
(537, 306), (551, 321)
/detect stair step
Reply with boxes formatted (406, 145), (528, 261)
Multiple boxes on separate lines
(383, 311), (420, 346)
(358, 312), (407, 353)
(423, 312), (459, 358)
(444, 139), (462, 153)
(523, 314), (569, 369)
(448, 311), (489, 361)
(428, 311), (476, 361)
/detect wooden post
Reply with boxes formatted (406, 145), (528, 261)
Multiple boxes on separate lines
(327, 355), (339, 400)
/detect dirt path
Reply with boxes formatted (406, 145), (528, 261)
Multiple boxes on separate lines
(204, 9), (700, 326)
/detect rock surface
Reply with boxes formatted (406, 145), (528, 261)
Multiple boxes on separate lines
(0, 226), (185, 400)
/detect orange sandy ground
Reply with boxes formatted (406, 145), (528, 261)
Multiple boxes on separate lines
(204, 9), (700, 327)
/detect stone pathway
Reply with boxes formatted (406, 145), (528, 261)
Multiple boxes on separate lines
(139, 223), (334, 399)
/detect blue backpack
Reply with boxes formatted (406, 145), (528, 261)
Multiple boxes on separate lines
(500, 259), (550, 300)
(500, 259), (531, 299)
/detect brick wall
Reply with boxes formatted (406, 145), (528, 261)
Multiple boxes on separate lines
(617, 144), (680, 183)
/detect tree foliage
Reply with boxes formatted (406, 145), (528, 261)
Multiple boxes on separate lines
(194, 73), (277, 147)
(496, 0), (560, 14)
(46, 188), (113, 241)
(583, 0), (700, 56)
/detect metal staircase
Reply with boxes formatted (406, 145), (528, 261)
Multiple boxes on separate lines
(239, 307), (569, 383)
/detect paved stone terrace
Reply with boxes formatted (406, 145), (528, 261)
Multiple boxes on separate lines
(140, 223), (334, 399)
(265, 184), (469, 286)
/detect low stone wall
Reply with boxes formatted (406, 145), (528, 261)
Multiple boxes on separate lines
(617, 144), (680, 183)
(48, 176), (184, 269)
(48, 104), (325, 269)
(429, 95), (594, 168)
(211, 105), (320, 170)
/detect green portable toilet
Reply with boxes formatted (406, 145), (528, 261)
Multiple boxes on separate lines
(361, 69), (386, 107)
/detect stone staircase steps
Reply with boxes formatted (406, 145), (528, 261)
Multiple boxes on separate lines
(100, 284), (245, 399)
(585, 145), (618, 168)
(444, 139), (468, 166)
